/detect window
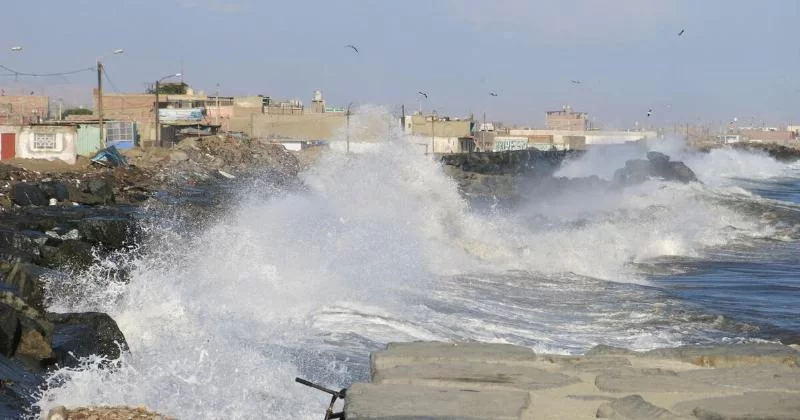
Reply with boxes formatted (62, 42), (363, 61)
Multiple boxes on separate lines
(106, 121), (135, 144)
(33, 133), (56, 150)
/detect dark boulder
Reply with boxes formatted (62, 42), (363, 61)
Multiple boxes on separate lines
(77, 216), (131, 250)
(87, 179), (114, 203)
(46, 312), (127, 368)
(0, 262), (68, 313)
(613, 152), (699, 187)
(40, 240), (94, 269)
(0, 229), (48, 259)
(0, 304), (20, 357)
(0, 292), (54, 366)
(10, 183), (47, 207)
(39, 180), (70, 202)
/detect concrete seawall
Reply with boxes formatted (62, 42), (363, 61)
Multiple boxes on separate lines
(344, 341), (800, 419)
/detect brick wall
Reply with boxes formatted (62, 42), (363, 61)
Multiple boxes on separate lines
(0, 96), (49, 119)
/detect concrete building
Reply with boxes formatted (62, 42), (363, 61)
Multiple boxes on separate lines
(0, 124), (77, 164)
(507, 128), (657, 150)
(545, 105), (588, 131)
(738, 129), (795, 145)
(402, 113), (475, 154)
(0, 95), (50, 125)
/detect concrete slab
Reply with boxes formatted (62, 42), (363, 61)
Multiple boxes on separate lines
(372, 342), (537, 373)
(673, 391), (800, 420)
(374, 361), (579, 390)
(596, 395), (690, 420)
(344, 383), (530, 420)
(645, 344), (799, 368)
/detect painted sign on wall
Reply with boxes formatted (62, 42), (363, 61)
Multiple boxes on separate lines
(493, 136), (528, 152)
(159, 108), (203, 122)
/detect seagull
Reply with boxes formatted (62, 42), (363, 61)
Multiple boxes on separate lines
(489, 92), (498, 97)
(571, 80), (582, 85)
(647, 109), (653, 117)
(10, 46), (22, 52)
(418, 91), (428, 99)
(678, 29), (685, 36)
(344, 44), (359, 54)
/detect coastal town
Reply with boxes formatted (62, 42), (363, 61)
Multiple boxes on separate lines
(1, 83), (799, 166)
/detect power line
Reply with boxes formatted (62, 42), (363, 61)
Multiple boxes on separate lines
(0, 64), (94, 78)
(102, 66), (120, 93)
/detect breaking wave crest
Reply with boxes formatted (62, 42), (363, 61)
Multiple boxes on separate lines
(34, 108), (800, 418)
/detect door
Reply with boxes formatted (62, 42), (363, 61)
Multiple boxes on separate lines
(0, 133), (15, 160)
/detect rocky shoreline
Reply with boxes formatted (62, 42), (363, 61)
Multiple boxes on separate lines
(0, 134), (300, 418)
(343, 341), (800, 420)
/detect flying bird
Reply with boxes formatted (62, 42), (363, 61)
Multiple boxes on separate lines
(571, 80), (582, 85)
(646, 109), (653, 117)
(678, 29), (685, 36)
(344, 44), (359, 54)
(489, 92), (498, 97)
(10, 46), (22, 52)
(418, 91), (428, 99)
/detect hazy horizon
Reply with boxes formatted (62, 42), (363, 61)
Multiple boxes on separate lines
(1, 0), (798, 129)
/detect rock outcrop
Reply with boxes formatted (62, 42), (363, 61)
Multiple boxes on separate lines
(612, 151), (699, 187)
(342, 341), (800, 420)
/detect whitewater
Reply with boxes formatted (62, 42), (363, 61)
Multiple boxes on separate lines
(34, 110), (800, 419)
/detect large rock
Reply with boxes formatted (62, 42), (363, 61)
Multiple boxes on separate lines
(10, 183), (48, 206)
(0, 230), (48, 260)
(38, 181), (70, 202)
(613, 152), (698, 187)
(46, 312), (127, 368)
(0, 292), (54, 365)
(77, 216), (132, 250)
(40, 239), (94, 269)
(345, 383), (531, 420)
(1, 262), (68, 313)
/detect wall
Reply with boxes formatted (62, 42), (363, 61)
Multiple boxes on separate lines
(16, 125), (77, 164)
(247, 113), (347, 139)
(0, 95), (50, 123)
(545, 110), (587, 131)
(508, 129), (656, 148)
(408, 115), (472, 138)
(0, 125), (20, 160)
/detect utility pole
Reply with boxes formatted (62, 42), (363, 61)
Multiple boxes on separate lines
(431, 113), (435, 155)
(215, 83), (220, 126)
(155, 80), (161, 147)
(401, 104), (405, 132)
(346, 103), (352, 154)
(97, 60), (105, 147)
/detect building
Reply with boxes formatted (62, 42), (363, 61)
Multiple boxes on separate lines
(0, 123), (77, 164)
(507, 128), (657, 150)
(0, 95), (50, 125)
(545, 105), (588, 131)
(401, 113), (476, 154)
(738, 129), (795, 145)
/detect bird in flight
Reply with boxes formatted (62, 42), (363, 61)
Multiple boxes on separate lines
(571, 80), (582, 85)
(678, 29), (685, 36)
(647, 109), (653, 117)
(418, 91), (428, 99)
(344, 45), (359, 54)
(489, 92), (498, 97)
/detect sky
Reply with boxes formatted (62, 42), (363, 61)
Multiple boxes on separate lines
(1, 0), (798, 129)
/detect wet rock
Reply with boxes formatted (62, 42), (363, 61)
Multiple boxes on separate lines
(0, 229), (48, 259)
(40, 240), (94, 269)
(77, 216), (132, 250)
(10, 183), (47, 206)
(46, 312), (127, 368)
(38, 181), (69, 202)
(0, 356), (44, 418)
(0, 292), (54, 364)
(87, 178), (114, 204)
(0, 262), (68, 313)
(373, 342), (537, 372)
(585, 344), (638, 357)
(0, 304), (20, 357)
(613, 152), (698, 187)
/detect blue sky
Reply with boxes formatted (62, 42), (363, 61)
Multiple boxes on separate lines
(1, 0), (798, 128)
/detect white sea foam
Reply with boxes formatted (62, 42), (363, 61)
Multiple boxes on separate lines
(34, 108), (796, 419)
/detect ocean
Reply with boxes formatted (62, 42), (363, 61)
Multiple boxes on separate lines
(32, 117), (800, 419)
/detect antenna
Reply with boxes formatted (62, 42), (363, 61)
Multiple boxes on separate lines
(180, 58), (184, 84)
